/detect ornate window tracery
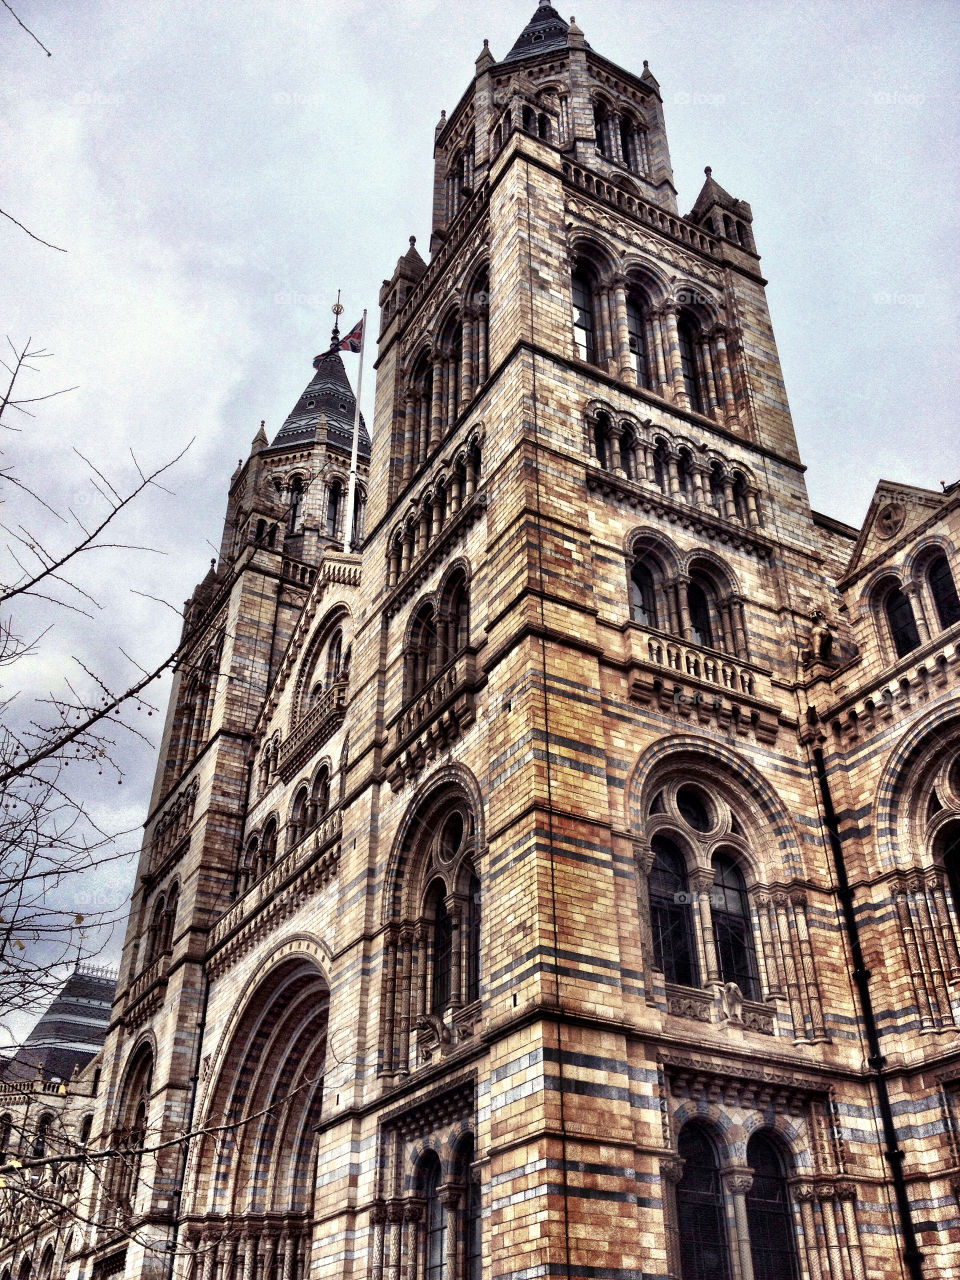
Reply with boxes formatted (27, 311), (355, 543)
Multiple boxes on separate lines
(639, 774), (826, 1040)
(380, 782), (482, 1078)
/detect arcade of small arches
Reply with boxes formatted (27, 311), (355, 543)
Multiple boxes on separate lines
(399, 269), (490, 487)
(588, 407), (763, 526)
(867, 544), (960, 664)
(570, 247), (741, 426)
(661, 1114), (864, 1280)
(628, 531), (752, 662)
(404, 566), (471, 703)
(593, 93), (651, 177)
(490, 82), (567, 159)
(387, 437), (483, 588)
(167, 636), (223, 781)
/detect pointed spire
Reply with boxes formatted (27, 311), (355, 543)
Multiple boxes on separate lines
(251, 420), (268, 454)
(476, 38), (495, 73)
(640, 59), (660, 89)
(567, 14), (585, 48)
(436, 109), (447, 138)
(501, 1), (575, 64)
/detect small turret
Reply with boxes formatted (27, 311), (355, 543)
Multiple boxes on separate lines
(688, 166), (757, 253)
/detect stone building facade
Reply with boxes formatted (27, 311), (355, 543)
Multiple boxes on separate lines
(2, 4), (959, 1279)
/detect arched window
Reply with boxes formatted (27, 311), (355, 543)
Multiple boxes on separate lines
(746, 1132), (799, 1280)
(711, 852), (760, 1000)
(160, 882), (179, 954)
(594, 102), (612, 159)
(466, 871), (481, 1005)
(430, 882), (453, 1015)
(148, 894), (166, 964)
(289, 787), (309, 848)
(631, 561), (659, 628)
(537, 112), (550, 140)
(259, 817), (278, 878)
(884, 583), (920, 658)
(287, 475), (304, 533)
(649, 835), (698, 987)
(688, 578), (714, 648)
(522, 103), (536, 134)
(440, 570), (470, 667)
(653, 439), (669, 492)
(709, 463), (725, 512)
(311, 766), (331, 825)
(326, 627), (344, 687)
(677, 312), (704, 414)
(458, 1135), (482, 1280)
(677, 448), (695, 501)
(36, 1249), (54, 1280)
(422, 1153), (445, 1280)
(929, 553), (960, 629)
(594, 410), (613, 469)
(626, 294), (650, 388)
(33, 1113), (53, 1160)
(676, 1125), (730, 1280)
(0, 1113), (12, 1162)
(326, 480), (343, 538)
(572, 269), (598, 364)
(78, 1114), (93, 1147)
(407, 601), (439, 697)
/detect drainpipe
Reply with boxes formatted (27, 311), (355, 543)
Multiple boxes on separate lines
(812, 747), (924, 1280)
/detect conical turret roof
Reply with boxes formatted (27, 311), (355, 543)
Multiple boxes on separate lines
(502, 1), (578, 63)
(272, 346), (371, 456)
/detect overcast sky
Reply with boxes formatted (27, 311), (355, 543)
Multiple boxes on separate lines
(2, 0), (958, 1027)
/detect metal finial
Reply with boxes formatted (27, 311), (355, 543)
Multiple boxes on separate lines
(705, 166), (712, 177)
(331, 289), (344, 348)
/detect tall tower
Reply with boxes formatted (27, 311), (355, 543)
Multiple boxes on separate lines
(11, 7), (960, 1280)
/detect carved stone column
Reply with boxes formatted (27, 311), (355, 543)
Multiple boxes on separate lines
(370, 1203), (387, 1280)
(477, 311), (488, 384)
(659, 1154), (684, 1279)
(661, 305), (686, 407)
(651, 308), (669, 395)
(200, 1234), (219, 1280)
(429, 361), (443, 454)
(438, 1186), (462, 1280)
(713, 326), (738, 424)
(447, 896), (464, 1008)
(756, 895), (784, 997)
(612, 276), (636, 384)
(674, 574), (693, 641)
(793, 1183), (824, 1280)
(403, 396), (416, 483)
(397, 927), (414, 1075)
(902, 580), (931, 644)
(722, 1170), (756, 1280)
(460, 312), (475, 406)
(404, 1199), (424, 1280)
(773, 892), (806, 1038)
(911, 874), (949, 1021)
(836, 1182), (865, 1280)
(928, 872), (960, 982)
(790, 891), (826, 1040)
(387, 1200), (405, 1280)
(691, 867), (720, 984)
(415, 921), (429, 1020)
(381, 926), (399, 1075)
(817, 1184), (844, 1280)
(894, 880), (934, 1029)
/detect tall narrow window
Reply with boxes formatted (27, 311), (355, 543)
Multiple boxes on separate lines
(408, 602), (439, 697)
(311, 767), (330, 823)
(746, 1133), (799, 1280)
(326, 481), (343, 538)
(676, 1125), (731, 1280)
(594, 104), (610, 158)
(572, 270), (597, 364)
(423, 1154), (446, 1280)
(929, 554), (960, 629)
(287, 476), (304, 533)
(711, 853), (760, 1000)
(677, 315), (704, 414)
(649, 835), (698, 987)
(885, 585), (920, 658)
(0, 1113), (11, 1163)
(431, 885), (453, 1014)
(326, 628), (344, 686)
(631, 562), (659, 628)
(456, 1136), (481, 1280)
(688, 579), (714, 648)
(466, 872), (481, 1004)
(626, 296), (649, 387)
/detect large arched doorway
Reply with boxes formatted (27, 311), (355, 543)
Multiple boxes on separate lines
(189, 957), (330, 1279)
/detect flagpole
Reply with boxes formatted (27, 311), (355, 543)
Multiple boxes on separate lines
(342, 308), (367, 555)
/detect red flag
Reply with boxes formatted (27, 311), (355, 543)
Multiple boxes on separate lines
(337, 319), (363, 353)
